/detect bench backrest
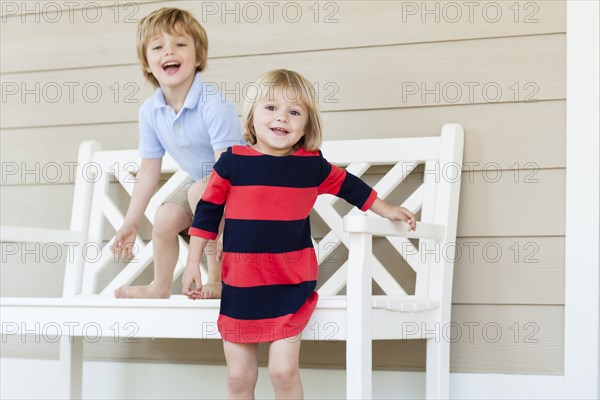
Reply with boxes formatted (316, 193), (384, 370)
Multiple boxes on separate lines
(64, 124), (463, 303)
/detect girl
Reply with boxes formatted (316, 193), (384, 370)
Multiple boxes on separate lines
(182, 69), (416, 399)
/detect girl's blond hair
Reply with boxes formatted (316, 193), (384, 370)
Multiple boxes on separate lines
(242, 69), (323, 151)
(136, 8), (208, 88)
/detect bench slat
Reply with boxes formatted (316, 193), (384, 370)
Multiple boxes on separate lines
(321, 137), (441, 165)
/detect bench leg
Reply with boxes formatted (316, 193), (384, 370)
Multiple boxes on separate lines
(59, 336), (83, 399)
(425, 336), (450, 399)
(346, 232), (373, 399)
(346, 333), (372, 399)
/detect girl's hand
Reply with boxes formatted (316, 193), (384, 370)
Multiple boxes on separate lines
(111, 224), (137, 261)
(216, 233), (224, 262)
(370, 198), (417, 232)
(384, 205), (417, 231)
(182, 262), (203, 299)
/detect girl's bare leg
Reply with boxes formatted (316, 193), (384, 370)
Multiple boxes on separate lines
(268, 335), (303, 400)
(223, 341), (260, 399)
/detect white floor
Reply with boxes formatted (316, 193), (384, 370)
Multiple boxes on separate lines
(0, 358), (565, 399)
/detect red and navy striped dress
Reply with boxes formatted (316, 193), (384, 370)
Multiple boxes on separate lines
(189, 145), (377, 343)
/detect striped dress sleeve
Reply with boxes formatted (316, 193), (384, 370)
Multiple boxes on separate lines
(317, 151), (377, 211)
(188, 149), (231, 240)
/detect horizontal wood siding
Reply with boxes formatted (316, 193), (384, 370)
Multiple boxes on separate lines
(0, 0), (566, 373)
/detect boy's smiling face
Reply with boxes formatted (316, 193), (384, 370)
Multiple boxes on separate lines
(145, 31), (199, 93)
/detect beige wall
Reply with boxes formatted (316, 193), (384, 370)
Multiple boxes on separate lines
(0, 0), (566, 374)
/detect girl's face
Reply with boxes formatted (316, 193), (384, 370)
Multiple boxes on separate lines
(145, 31), (198, 93)
(251, 86), (308, 156)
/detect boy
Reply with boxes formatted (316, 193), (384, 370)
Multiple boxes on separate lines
(111, 7), (242, 298)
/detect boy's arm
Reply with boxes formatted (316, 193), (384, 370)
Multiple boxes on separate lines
(182, 235), (209, 298)
(111, 158), (162, 260)
(204, 94), (243, 155)
(124, 158), (162, 227)
(369, 198), (417, 231)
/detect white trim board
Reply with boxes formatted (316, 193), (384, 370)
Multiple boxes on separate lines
(565, 1), (600, 399)
(0, 358), (565, 400)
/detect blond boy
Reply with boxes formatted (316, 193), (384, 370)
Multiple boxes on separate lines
(111, 7), (242, 298)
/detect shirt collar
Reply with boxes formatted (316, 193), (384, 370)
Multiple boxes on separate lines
(153, 73), (204, 110)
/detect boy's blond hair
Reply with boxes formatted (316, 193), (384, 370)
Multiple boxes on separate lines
(242, 69), (323, 152)
(137, 7), (208, 88)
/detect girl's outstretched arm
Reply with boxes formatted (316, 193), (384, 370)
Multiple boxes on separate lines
(369, 198), (417, 231)
(182, 235), (209, 299)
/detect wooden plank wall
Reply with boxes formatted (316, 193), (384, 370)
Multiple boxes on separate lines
(0, 0), (565, 374)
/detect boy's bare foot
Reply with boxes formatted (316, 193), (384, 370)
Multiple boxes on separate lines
(199, 281), (222, 299)
(114, 283), (171, 299)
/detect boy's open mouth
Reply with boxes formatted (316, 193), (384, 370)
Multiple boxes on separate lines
(162, 61), (181, 73)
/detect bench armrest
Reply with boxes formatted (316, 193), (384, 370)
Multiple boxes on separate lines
(343, 215), (444, 240)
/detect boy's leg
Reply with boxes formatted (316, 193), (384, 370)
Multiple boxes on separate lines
(268, 335), (303, 400)
(223, 340), (259, 399)
(114, 203), (191, 298)
(188, 179), (222, 299)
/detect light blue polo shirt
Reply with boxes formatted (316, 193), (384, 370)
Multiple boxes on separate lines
(138, 73), (243, 180)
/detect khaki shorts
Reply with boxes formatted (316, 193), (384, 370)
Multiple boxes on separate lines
(162, 179), (195, 219)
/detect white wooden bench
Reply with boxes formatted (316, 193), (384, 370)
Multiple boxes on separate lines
(0, 123), (463, 399)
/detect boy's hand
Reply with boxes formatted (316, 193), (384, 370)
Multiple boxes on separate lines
(111, 225), (137, 261)
(182, 262), (203, 299)
(384, 205), (417, 232)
